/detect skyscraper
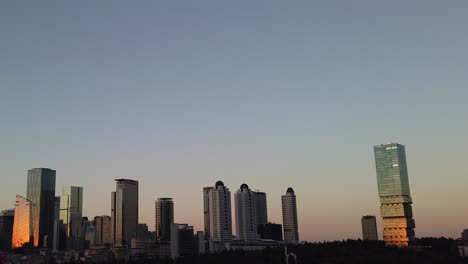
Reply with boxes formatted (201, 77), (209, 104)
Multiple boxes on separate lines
(27, 168), (56, 247)
(208, 181), (232, 241)
(361, 215), (378, 241)
(374, 143), (415, 246)
(0, 209), (14, 250)
(113, 179), (138, 247)
(252, 191), (268, 226)
(11, 195), (31, 248)
(282, 187), (299, 243)
(202, 187), (213, 239)
(60, 186), (83, 239)
(95, 216), (112, 246)
(155, 198), (174, 241)
(234, 184), (257, 241)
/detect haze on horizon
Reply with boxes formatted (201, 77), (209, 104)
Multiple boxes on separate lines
(1, 1), (467, 242)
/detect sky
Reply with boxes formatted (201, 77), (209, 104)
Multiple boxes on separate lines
(1, 1), (468, 242)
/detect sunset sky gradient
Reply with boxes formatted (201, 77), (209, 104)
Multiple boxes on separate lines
(1, 1), (468, 242)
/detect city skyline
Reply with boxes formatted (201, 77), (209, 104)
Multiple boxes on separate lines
(1, 2), (468, 243)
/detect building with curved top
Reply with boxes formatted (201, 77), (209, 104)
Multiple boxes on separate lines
(282, 188), (299, 243)
(234, 184), (257, 241)
(206, 181), (232, 241)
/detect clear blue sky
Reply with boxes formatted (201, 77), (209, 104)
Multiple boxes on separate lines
(1, 1), (468, 241)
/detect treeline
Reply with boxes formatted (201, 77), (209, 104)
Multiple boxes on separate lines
(65, 238), (467, 264)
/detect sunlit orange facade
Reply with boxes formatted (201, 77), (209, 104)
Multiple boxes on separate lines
(11, 195), (31, 248)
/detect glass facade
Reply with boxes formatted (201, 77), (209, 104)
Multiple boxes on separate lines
(26, 168), (56, 247)
(282, 188), (299, 243)
(114, 179), (138, 247)
(374, 143), (415, 246)
(60, 186), (83, 239)
(12, 195), (31, 248)
(252, 191), (268, 226)
(155, 198), (174, 241)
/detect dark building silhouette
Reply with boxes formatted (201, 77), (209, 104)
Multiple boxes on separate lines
(0, 209), (14, 250)
(257, 222), (282, 241)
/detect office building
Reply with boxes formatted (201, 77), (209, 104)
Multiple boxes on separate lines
(0, 209), (14, 250)
(252, 191), (268, 226)
(112, 179), (139, 247)
(361, 215), (378, 240)
(27, 168), (56, 247)
(257, 223), (282, 241)
(170, 223), (200, 259)
(282, 187), (299, 243)
(374, 143), (415, 246)
(234, 184), (258, 241)
(207, 181), (232, 241)
(60, 186), (83, 239)
(155, 198), (174, 241)
(203, 187), (213, 239)
(11, 195), (31, 248)
(95, 216), (112, 246)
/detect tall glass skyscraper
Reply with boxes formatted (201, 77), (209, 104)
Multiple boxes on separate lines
(155, 198), (174, 241)
(252, 191), (268, 226)
(27, 168), (56, 247)
(374, 143), (415, 246)
(60, 186), (83, 239)
(112, 179), (138, 247)
(282, 188), (299, 243)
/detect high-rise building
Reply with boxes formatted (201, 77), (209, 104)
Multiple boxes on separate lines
(155, 198), (174, 241)
(60, 186), (83, 239)
(12, 195), (31, 248)
(95, 216), (112, 246)
(0, 209), (14, 250)
(282, 187), (299, 243)
(202, 187), (213, 239)
(113, 179), (138, 247)
(361, 215), (378, 241)
(374, 143), (416, 246)
(252, 191), (268, 226)
(234, 184), (257, 241)
(27, 168), (56, 247)
(208, 181), (232, 241)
